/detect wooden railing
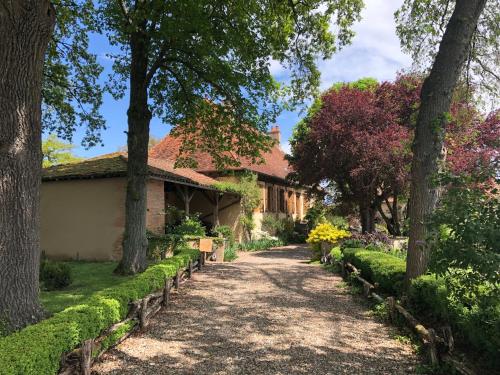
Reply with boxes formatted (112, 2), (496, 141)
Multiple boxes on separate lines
(59, 255), (205, 375)
(336, 258), (475, 375)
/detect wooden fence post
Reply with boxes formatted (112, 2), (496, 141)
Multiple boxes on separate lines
(81, 339), (93, 375)
(387, 297), (396, 323)
(363, 283), (371, 297)
(340, 260), (346, 278)
(174, 271), (180, 289)
(197, 254), (203, 270)
(162, 278), (171, 307)
(428, 328), (439, 366)
(140, 297), (150, 330)
(188, 260), (193, 278)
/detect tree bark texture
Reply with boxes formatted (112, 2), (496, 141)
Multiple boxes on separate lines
(405, 0), (487, 282)
(117, 30), (152, 274)
(0, 1), (55, 329)
(359, 203), (375, 234)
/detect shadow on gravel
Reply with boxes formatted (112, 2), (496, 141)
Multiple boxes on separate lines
(93, 246), (418, 375)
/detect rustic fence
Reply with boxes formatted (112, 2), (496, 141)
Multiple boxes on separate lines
(336, 258), (476, 375)
(59, 254), (205, 375)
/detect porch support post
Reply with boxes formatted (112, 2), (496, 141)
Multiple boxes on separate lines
(213, 192), (220, 227)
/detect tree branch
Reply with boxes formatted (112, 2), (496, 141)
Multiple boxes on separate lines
(117, 0), (133, 26)
(146, 41), (168, 84)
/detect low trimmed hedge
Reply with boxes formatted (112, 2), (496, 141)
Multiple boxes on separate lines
(0, 248), (199, 375)
(341, 247), (499, 369)
(407, 274), (500, 368)
(407, 274), (449, 323)
(342, 247), (406, 295)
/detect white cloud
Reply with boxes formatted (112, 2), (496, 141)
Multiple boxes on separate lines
(275, 0), (412, 147)
(318, 0), (411, 89)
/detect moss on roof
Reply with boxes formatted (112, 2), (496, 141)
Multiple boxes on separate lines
(43, 155), (128, 180)
(42, 154), (235, 194)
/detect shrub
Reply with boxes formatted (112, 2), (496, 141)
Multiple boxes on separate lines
(428, 176), (499, 285)
(40, 260), (72, 290)
(261, 214), (286, 234)
(261, 215), (306, 244)
(224, 244), (238, 262)
(172, 215), (206, 237)
(307, 223), (351, 245)
(326, 215), (349, 230)
(329, 246), (342, 261)
(342, 248), (405, 295)
(239, 238), (284, 251)
(0, 248), (200, 375)
(407, 274), (449, 323)
(342, 231), (391, 251)
(407, 273), (500, 369)
(212, 225), (235, 246)
(147, 232), (176, 260)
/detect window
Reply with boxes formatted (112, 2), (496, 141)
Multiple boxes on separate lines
(267, 186), (274, 212)
(279, 189), (285, 213)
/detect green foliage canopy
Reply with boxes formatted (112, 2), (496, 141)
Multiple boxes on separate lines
(395, 0), (500, 100)
(98, 0), (364, 167)
(44, 0), (105, 147)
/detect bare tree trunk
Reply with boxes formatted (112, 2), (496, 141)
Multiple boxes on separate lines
(359, 203), (375, 234)
(392, 195), (400, 236)
(405, 0), (487, 282)
(0, 1), (55, 330)
(213, 193), (220, 227)
(116, 30), (151, 274)
(378, 195), (402, 236)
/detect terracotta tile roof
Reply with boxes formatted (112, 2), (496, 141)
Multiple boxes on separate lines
(43, 153), (219, 188)
(42, 154), (128, 180)
(149, 134), (291, 181)
(147, 158), (219, 186)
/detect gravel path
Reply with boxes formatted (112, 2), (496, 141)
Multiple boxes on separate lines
(93, 244), (419, 374)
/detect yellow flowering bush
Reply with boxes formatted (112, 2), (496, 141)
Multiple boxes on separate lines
(307, 222), (351, 244)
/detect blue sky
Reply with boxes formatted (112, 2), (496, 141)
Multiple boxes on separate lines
(68, 0), (411, 158)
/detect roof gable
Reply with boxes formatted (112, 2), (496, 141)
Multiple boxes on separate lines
(149, 134), (291, 180)
(42, 153), (219, 188)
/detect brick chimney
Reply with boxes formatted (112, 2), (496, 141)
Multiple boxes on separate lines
(268, 125), (281, 144)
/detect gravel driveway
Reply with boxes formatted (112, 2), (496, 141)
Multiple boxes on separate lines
(93, 244), (419, 374)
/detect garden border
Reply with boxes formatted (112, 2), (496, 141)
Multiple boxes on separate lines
(331, 256), (477, 375)
(58, 255), (204, 375)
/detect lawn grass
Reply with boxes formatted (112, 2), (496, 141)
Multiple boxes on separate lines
(40, 261), (133, 314)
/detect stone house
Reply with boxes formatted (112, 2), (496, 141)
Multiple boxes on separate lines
(41, 154), (238, 261)
(41, 126), (309, 261)
(150, 125), (310, 238)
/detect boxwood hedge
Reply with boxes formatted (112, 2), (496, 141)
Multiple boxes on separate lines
(0, 248), (199, 375)
(342, 247), (406, 295)
(341, 247), (499, 369)
(407, 274), (500, 369)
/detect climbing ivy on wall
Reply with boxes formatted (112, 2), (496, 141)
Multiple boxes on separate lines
(214, 173), (261, 239)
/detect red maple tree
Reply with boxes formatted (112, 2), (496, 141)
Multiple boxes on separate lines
(289, 77), (498, 234)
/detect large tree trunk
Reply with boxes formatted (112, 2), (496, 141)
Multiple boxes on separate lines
(0, 1), (55, 330)
(405, 0), (486, 282)
(116, 31), (151, 274)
